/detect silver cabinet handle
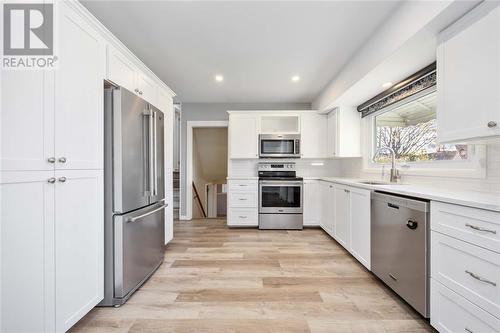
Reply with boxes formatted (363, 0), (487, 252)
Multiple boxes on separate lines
(58, 157), (66, 163)
(465, 328), (473, 333)
(238, 216), (247, 219)
(134, 88), (140, 93)
(487, 121), (497, 128)
(465, 270), (496, 286)
(465, 223), (497, 234)
(58, 177), (66, 183)
(238, 198), (248, 201)
(344, 189), (349, 193)
(47, 157), (56, 163)
(139, 91), (143, 95)
(238, 184), (248, 187)
(127, 204), (167, 223)
(47, 177), (56, 183)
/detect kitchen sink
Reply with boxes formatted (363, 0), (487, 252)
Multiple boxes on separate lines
(357, 180), (402, 185)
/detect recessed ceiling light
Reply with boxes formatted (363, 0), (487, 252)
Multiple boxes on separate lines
(291, 75), (300, 82)
(215, 75), (224, 82)
(382, 82), (393, 88)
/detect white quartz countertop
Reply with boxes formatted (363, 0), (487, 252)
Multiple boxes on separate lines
(318, 177), (500, 213)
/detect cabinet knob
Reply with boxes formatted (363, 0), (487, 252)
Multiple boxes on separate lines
(58, 177), (66, 183)
(58, 157), (67, 163)
(47, 157), (56, 163)
(139, 91), (143, 95)
(47, 177), (56, 183)
(487, 121), (497, 128)
(134, 88), (139, 93)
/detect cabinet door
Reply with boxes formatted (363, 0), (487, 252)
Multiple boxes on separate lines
(55, 2), (105, 170)
(55, 170), (103, 332)
(303, 180), (319, 226)
(107, 45), (137, 93)
(326, 111), (337, 158)
(334, 185), (350, 248)
(136, 71), (158, 106)
(229, 115), (259, 158)
(349, 187), (371, 270)
(301, 113), (327, 158)
(1, 171), (55, 333)
(1, 70), (54, 171)
(437, 4), (500, 142)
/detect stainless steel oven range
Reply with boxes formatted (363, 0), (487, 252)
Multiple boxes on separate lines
(258, 162), (303, 230)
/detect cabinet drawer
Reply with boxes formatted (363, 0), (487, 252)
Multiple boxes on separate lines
(228, 180), (258, 193)
(230, 192), (257, 208)
(431, 279), (500, 333)
(228, 208), (258, 226)
(431, 202), (500, 253)
(431, 232), (500, 318)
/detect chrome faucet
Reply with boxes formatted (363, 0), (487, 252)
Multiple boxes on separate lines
(373, 147), (401, 183)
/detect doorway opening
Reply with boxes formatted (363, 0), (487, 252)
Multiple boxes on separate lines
(186, 121), (228, 220)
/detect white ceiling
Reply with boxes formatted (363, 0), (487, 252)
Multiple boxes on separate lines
(82, 1), (401, 103)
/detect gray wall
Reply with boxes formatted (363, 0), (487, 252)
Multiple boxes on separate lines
(180, 102), (311, 217)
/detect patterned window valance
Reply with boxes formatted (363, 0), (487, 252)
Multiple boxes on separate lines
(357, 62), (436, 118)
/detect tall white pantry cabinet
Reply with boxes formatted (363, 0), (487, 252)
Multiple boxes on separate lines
(0, 1), (175, 332)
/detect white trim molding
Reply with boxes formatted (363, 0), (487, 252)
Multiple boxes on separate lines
(185, 120), (228, 220)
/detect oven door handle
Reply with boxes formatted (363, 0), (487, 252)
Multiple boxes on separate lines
(259, 180), (303, 186)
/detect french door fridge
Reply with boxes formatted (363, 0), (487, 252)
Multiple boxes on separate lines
(101, 86), (166, 306)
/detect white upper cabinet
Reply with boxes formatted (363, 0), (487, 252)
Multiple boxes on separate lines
(301, 113), (327, 158)
(326, 107), (361, 158)
(229, 114), (259, 159)
(1, 71), (54, 171)
(260, 115), (300, 134)
(136, 70), (158, 104)
(56, 2), (105, 170)
(107, 45), (137, 92)
(106, 47), (160, 107)
(437, 3), (500, 143)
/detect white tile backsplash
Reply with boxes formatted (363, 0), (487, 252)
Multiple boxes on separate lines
(229, 159), (342, 178)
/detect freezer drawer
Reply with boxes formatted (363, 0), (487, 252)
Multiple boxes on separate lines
(113, 203), (166, 299)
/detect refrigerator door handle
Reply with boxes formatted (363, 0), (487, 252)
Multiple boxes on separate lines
(148, 107), (155, 196)
(153, 110), (158, 196)
(126, 203), (167, 223)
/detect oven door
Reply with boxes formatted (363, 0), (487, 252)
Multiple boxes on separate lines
(259, 180), (303, 214)
(259, 135), (299, 158)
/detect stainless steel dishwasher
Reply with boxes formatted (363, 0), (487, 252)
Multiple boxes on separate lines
(371, 191), (430, 318)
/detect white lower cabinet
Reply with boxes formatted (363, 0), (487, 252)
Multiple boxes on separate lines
(333, 184), (350, 249)
(1, 171), (56, 333)
(55, 170), (104, 332)
(431, 279), (500, 333)
(303, 180), (320, 226)
(431, 201), (500, 332)
(317, 182), (371, 270)
(227, 179), (258, 227)
(319, 181), (335, 235)
(348, 187), (371, 270)
(1, 170), (103, 333)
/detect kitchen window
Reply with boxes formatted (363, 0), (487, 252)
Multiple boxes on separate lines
(372, 90), (468, 164)
(365, 88), (485, 178)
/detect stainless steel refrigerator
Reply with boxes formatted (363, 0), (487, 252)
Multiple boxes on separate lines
(101, 85), (166, 306)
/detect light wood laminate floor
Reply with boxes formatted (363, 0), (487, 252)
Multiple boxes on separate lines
(71, 219), (433, 333)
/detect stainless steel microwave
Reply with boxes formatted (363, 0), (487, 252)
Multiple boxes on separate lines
(259, 134), (301, 158)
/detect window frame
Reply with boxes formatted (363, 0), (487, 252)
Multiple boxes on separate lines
(362, 88), (486, 179)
